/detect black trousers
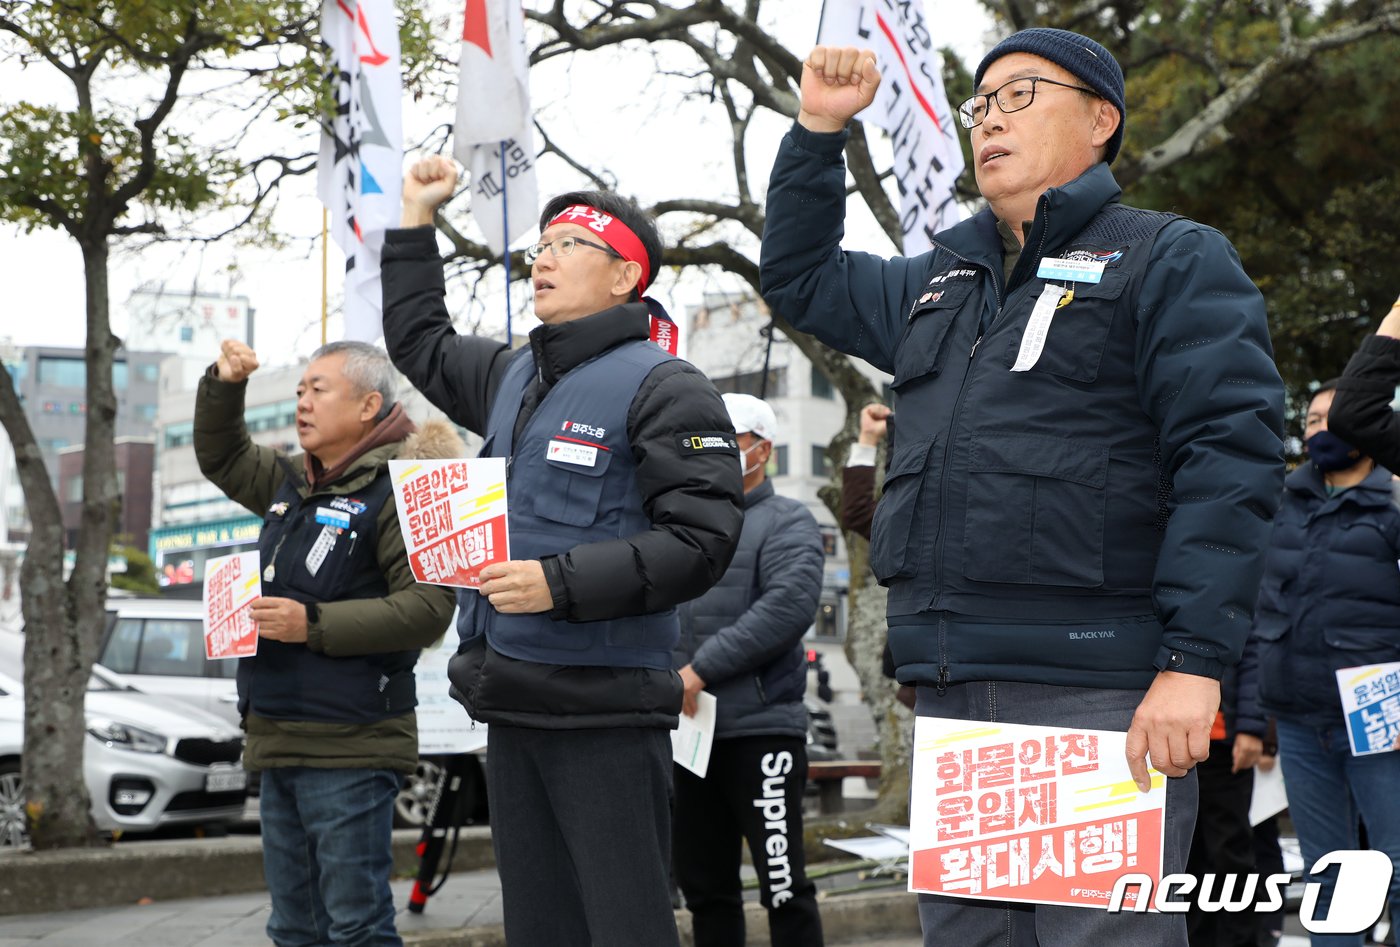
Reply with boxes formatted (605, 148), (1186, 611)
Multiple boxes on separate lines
(673, 735), (824, 947)
(1186, 741), (1258, 947)
(486, 724), (680, 947)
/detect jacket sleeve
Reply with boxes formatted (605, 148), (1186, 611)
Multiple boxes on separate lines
(307, 494), (457, 656)
(1330, 334), (1400, 474)
(193, 371), (286, 517)
(759, 122), (926, 375)
(381, 225), (512, 435)
(691, 500), (825, 685)
(545, 361), (745, 622)
(1134, 220), (1286, 678)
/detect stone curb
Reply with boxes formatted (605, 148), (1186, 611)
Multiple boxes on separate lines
(0, 828), (493, 917)
(401, 889), (920, 946)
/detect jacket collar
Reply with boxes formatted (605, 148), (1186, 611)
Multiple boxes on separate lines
(744, 478), (774, 508)
(528, 302), (649, 386)
(934, 163), (1123, 286)
(1285, 460), (1392, 506)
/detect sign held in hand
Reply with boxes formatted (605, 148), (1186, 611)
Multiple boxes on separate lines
(390, 458), (511, 589)
(203, 551), (261, 660)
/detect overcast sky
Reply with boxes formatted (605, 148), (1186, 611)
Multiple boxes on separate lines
(0, 1), (994, 370)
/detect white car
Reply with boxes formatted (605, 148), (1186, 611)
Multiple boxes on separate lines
(97, 596), (242, 726)
(0, 630), (246, 849)
(96, 596), (487, 828)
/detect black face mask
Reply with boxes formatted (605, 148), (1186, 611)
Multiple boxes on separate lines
(1306, 430), (1363, 473)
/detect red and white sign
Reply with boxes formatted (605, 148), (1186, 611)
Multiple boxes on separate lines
(909, 718), (1166, 909)
(202, 551), (261, 660)
(389, 458), (510, 589)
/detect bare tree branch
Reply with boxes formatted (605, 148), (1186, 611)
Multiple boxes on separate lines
(1128, 5), (1400, 180)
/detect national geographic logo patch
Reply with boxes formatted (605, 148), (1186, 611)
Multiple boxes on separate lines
(677, 432), (740, 456)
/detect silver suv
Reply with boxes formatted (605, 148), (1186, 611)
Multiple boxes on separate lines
(0, 630), (245, 848)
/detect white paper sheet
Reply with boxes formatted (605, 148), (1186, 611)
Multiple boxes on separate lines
(671, 692), (717, 778)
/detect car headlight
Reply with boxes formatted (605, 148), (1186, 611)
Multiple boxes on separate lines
(86, 717), (168, 753)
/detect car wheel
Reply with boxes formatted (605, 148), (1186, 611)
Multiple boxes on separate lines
(394, 757), (443, 829)
(393, 756), (485, 829)
(0, 760), (28, 850)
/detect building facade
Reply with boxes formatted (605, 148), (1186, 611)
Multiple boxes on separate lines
(683, 291), (892, 641)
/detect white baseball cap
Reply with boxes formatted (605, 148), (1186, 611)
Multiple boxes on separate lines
(722, 393), (778, 442)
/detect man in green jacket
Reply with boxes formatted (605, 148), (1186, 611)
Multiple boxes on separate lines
(195, 338), (457, 947)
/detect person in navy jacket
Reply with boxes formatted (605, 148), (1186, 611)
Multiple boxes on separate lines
(383, 157), (744, 947)
(1240, 380), (1400, 942)
(760, 27), (1284, 945)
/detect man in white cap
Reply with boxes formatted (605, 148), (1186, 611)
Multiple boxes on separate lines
(671, 393), (827, 947)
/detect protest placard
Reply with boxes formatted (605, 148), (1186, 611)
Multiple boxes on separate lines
(1335, 661), (1400, 756)
(389, 459), (510, 589)
(909, 718), (1166, 909)
(203, 551), (260, 660)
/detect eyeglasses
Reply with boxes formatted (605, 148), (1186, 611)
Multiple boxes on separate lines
(957, 76), (1097, 129)
(523, 235), (620, 265)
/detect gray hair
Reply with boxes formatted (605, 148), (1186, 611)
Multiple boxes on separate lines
(310, 340), (396, 420)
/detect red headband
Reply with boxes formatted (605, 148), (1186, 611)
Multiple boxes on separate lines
(547, 204), (652, 294)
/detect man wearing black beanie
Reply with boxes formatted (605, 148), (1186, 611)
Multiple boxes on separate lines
(761, 26), (1285, 946)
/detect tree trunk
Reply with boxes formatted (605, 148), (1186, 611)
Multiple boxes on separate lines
(20, 237), (116, 850)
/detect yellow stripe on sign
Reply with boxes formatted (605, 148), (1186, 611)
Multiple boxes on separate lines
(1344, 666), (1384, 688)
(472, 485), (506, 509)
(396, 464), (424, 483)
(243, 575), (260, 593)
(918, 726), (1003, 751)
(1072, 775), (1165, 812)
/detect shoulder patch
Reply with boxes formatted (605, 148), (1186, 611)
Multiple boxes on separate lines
(676, 432), (740, 456)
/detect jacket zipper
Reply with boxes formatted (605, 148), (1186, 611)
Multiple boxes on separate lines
(926, 201), (1050, 617)
(924, 237), (1001, 615)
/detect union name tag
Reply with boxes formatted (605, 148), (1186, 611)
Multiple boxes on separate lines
(546, 439), (598, 467)
(305, 525), (338, 577)
(1010, 284), (1068, 372)
(1037, 257), (1105, 283)
(315, 506), (351, 529)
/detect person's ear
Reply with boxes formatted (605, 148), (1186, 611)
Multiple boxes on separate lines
(611, 259), (643, 298)
(360, 390), (384, 423)
(1090, 100), (1120, 151)
(753, 439), (773, 467)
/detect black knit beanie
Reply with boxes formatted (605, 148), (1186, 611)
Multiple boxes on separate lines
(974, 28), (1126, 164)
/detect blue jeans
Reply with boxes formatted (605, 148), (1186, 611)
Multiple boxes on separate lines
(915, 681), (1197, 947)
(1275, 718), (1400, 946)
(259, 766), (403, 947)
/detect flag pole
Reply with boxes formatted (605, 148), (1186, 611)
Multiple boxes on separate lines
(501, 144), (512, 350)
(321, 207), (329, 346)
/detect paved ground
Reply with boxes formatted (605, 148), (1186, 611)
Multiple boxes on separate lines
(0, 861), (918, 946)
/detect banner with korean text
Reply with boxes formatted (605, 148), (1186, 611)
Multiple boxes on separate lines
(1335, 661), (1400, 756)
(203, 551), (261, 660)
(909, 718), (1166, 909)
(389, 458), (510, 588)
(817, 0), (966, 254)
(455, 0), (538, 255)
(318, 0), (403, 341)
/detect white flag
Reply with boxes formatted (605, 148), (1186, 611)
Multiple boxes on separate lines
(818, 0), (966, 255)
(454, 0), (539, 256)
(317, 0), (404, 342)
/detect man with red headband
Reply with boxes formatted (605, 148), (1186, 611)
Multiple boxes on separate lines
(381, 156), (744, 946)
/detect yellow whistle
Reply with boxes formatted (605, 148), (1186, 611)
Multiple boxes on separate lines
(1057, 288), (1075, 309)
